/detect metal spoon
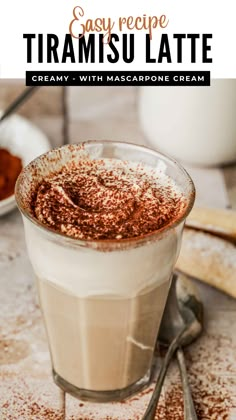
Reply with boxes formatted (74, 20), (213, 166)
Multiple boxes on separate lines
(0, 86), (39, 123)
(142, 273), (203, 420)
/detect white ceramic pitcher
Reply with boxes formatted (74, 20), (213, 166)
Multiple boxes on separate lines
(138, 80), (236, 166)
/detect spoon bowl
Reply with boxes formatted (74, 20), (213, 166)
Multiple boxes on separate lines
(159, 273), (203, 348)
(142, 273), (204, 420)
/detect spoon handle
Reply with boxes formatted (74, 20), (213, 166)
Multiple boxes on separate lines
(177, 348), (198, 420)
(0, 86), (39, 123)
(142, 327), (186, 420)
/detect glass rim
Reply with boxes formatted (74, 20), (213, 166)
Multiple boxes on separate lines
(15, 140), (195, 248)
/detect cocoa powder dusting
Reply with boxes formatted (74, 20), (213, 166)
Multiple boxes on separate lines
(0, 148), (22, 201)
(31, 159), (186, 241)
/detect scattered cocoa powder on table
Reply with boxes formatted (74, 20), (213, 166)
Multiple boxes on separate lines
(0, 148), (22, 201)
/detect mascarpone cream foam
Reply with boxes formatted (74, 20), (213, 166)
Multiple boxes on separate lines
(22, 155), (187, 297)
(30, 158), (186, 241)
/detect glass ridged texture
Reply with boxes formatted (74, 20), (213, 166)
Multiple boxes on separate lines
(15, 141), (195, 402)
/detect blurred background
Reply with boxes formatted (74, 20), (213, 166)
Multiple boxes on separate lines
(0, 81), (235, 209)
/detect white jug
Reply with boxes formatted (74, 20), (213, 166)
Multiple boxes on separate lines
(138, 80), (236, 166)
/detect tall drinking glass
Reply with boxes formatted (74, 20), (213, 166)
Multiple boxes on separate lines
(15, 141), (195, 402)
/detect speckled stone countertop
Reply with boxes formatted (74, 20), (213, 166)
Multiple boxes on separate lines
(0, 83), (236, 419)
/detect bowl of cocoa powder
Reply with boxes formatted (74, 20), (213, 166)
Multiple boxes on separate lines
(0, 112), (51, 216)
(0, 148), (23, 214)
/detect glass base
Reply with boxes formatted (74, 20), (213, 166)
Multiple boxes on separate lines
(52, 368), (154, 402)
